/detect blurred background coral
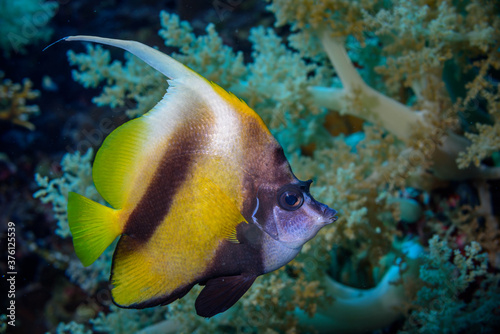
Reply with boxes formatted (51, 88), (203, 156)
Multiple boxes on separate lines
(1, 0), (499, 333)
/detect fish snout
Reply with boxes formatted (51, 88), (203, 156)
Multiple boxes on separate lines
(317, 202), (337, 225)
(324, 207), (338, 224)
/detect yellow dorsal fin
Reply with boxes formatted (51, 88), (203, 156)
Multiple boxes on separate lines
(91, 117), (149, 209)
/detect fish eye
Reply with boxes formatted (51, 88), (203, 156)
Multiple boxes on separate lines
(277, 186), (304, 211)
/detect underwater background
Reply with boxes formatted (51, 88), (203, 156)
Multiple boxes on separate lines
(1, 0), (500, 333)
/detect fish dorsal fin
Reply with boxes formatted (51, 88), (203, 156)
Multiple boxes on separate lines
(195, 274), (257, 317)
(63, 36), (230, 210)
(90, 117), (149, 209)
(64, 36), (198, 80)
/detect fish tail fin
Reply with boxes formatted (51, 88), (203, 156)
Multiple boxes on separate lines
(68, 192), (122, 267)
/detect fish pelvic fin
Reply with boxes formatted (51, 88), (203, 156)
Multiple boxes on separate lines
(195, 274), (257, 317)
(68, 192), (122, 267)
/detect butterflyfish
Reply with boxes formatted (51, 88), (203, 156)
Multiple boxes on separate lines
(62, 35), (337, 317)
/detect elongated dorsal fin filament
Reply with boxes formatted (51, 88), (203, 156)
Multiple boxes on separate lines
(64, 35), (197, 80)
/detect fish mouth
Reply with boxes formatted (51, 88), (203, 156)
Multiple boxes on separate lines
(325, 216), (337, 225)
(322, 207), (338, 224)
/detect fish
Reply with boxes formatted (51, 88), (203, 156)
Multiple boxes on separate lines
(62, 35), (337, 317)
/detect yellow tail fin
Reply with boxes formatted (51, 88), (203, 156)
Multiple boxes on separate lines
(68, 192), (122, 266)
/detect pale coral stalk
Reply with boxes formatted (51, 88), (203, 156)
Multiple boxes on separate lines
(310, 30), (500, 181)
(136, 318), (181, 334)
(310, 31), (426, 142)
(295, 240), (423, 334)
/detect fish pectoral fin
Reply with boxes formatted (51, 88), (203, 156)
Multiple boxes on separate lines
(195, 274), (257, 317)
(196, 177), (247, 243)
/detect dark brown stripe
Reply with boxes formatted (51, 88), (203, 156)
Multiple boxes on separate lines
(124, 119), (211, 242)
(273, 146), (288, 166)
(239, 115), (295, 221)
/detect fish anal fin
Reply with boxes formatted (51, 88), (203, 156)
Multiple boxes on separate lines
(111, 236), (196, 308)
(195, 274), (257, 317)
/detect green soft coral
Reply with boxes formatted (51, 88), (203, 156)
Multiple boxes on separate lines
(34, 150), (115, 293)
(67, 12), (247, 120)
(90, 306), (165, 334)
(34, 149), (99, 238)
(241, 26), (327, 132)
(67, 44), (165, 118)
(457, 54), (500, 169)
(158, 11), (247, 88)
(0, 71), (40, 130)
(52, 321), (91, 334)
(401, 236), (500, 333)
(272, 0), (500, 181)
(0, 0), (58, 57)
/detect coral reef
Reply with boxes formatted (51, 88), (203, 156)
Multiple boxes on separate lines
(0, 71), (40, 130)
(34, 149), (113, 294)
(32, 0), (500, 333)
(67, 45), (165, 119)
(34, 149), (99, 238)
(400, 236), (500, 333)
(0, 0), (58, 57)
